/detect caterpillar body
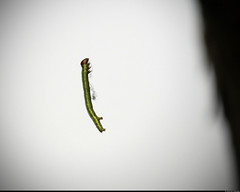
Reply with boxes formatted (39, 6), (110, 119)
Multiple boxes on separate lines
(80, 58), (105, 133)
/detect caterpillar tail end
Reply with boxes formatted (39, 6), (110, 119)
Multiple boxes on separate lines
(99, 128), (106, 133)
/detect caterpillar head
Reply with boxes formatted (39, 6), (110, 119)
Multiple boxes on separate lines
(81, 58), (89, 67)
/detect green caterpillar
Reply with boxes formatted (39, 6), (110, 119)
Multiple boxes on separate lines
(80, 58), (106, 133)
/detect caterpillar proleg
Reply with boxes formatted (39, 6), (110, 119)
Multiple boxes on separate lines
(80, 58), (106, 133)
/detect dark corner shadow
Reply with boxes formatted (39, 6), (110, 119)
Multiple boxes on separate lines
(198, 0), (240, 188)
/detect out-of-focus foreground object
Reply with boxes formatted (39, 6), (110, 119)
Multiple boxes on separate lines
(199, 0), (240, 187)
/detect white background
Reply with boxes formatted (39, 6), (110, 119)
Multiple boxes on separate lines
(0, 0), (237, 189)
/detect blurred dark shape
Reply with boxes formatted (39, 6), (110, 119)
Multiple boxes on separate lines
(199, 0), (240, 187)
